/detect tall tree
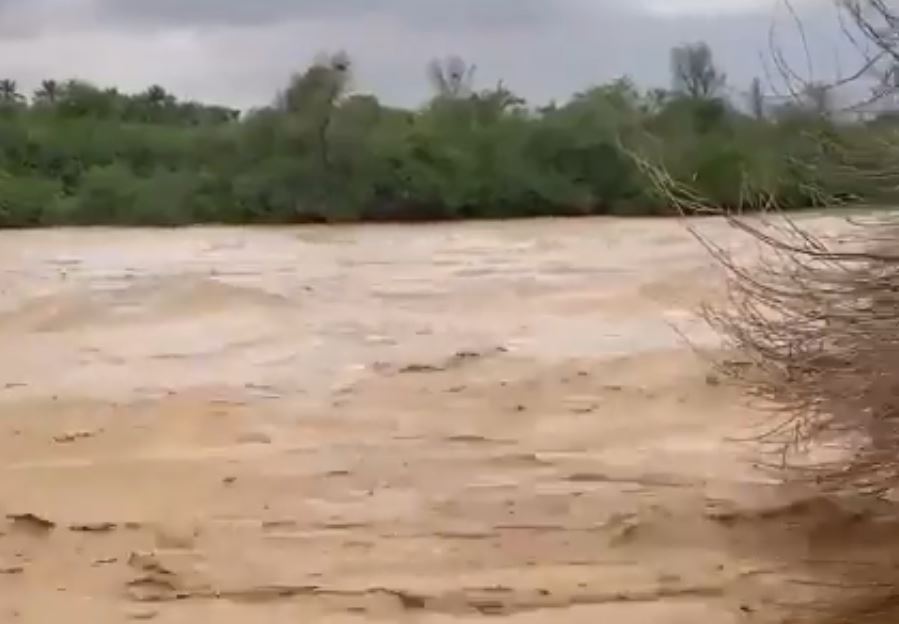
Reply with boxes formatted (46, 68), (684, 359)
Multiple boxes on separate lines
(57, 80), (120, 118)
(280, 52), (351, 114)
(0, 79), (23, 105)
(34, 79), (61, 104)
(280, 51), (353, 172)
(427, 56), (476, 99)
(801, 81), (833, 117)
(472, 80), (525, 121)
(670, 42), (726, 99)
(748, 77), (766, 120)
(145, 85), (172, 107)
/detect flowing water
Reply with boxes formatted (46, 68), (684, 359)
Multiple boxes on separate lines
(0, 217), (879, 623)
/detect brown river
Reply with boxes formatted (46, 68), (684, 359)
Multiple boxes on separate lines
(0, 217), (888, 623)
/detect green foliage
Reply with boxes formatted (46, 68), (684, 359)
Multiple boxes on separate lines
(60, 163), (142, 224)
(0, 174), (62, 226)
(0, 53), (883, 228)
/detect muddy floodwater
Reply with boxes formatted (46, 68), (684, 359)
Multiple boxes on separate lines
(0, 217), (876, 623)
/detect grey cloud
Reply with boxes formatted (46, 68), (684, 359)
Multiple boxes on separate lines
(92, 0), (573, 31)
(0, 0), (867, 111)
(96, 0), (331, 27)
(0, 0), (94, 38)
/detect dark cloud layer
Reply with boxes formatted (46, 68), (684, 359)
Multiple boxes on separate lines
(98, 0), (352, 27)
(94, 0), (567, 30)
(0, 0), (860, 110)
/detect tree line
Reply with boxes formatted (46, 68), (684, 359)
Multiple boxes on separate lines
(0, 43), (885, 227)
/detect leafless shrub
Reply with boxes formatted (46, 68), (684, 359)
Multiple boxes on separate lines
(635, 2), (899, 620)
(639, 152), (899, 497)
(634, 136), (899, 623)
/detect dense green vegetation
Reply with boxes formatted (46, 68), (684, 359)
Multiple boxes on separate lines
(0, 45), (885, 226)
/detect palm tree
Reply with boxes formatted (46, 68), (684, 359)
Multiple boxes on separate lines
(34, 79), (60, 104)
(0, 79), (23, 104)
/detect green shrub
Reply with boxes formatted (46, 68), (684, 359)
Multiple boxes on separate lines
(0, 173), (62, 226)
(61, 163), (141, 224)
(0, 65), (882, 226)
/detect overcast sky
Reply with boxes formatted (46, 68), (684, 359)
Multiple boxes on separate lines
(0, 0), (862, 109)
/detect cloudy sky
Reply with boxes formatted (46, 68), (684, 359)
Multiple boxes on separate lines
(0, 0), (861, 108)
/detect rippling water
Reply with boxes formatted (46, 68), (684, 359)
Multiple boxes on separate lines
(0, 218), (754, 401)
(0, 216), (870, 623)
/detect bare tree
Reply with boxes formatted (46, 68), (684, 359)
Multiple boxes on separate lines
(841, 0), (899, 64)
(769, 1), (899, 114)
(427, 56), (476, 99)
(670, 42), (727, 99)
(279, 51), (353, 172)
